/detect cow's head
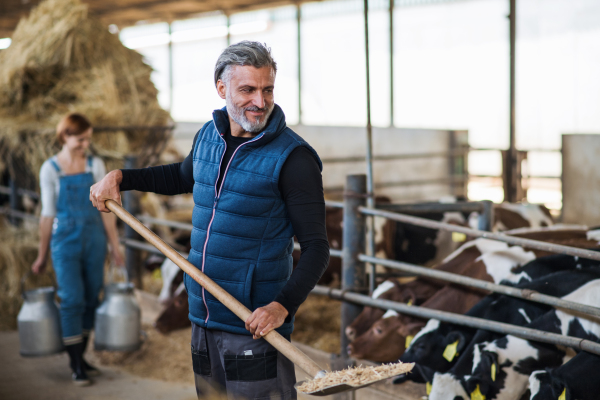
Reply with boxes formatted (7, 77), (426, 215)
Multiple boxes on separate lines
(347, 313), (424, 362)
(465, 344), (507, 400)
(529, 370), (570, 400)
(154, 285), (190, 334)
(428, 372), (469, 400)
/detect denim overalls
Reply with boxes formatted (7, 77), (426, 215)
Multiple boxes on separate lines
(49, 156), (107, 345)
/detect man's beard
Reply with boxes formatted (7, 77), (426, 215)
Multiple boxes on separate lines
(226, 95), (274, 134)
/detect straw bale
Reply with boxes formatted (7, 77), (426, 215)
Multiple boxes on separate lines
(0, 0), (172, 189)
(0, 219), (54, 330)
(294, 293), (341, 354)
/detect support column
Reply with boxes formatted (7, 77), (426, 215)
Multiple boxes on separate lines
(389, 0), (394, 127)
(123, 156), (142, 289)
(505, 0), (518, 202)
(168, 22), (174, 113)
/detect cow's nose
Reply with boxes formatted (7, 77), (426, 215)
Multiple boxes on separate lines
(345, 326), (356, 341)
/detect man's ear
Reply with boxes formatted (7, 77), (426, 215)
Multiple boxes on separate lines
(216, 79), (227, 99)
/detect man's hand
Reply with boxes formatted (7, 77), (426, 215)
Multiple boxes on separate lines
(31, 255), (47, 275)
(245, 301), (288, 339)
(90, 170), (123, 213)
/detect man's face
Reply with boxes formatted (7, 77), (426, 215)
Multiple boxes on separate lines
(217, 65), (275, 134)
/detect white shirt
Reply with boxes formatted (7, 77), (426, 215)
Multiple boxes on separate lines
(39, 155), (106, 217)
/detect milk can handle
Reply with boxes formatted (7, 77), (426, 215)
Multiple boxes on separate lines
(21, 270), (58, 299)
(108, 261), (128, 284)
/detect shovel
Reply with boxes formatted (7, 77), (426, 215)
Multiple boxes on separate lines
(105, 199), (401, 396)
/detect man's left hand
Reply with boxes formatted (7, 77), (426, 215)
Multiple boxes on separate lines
(245, 302), (288, 339)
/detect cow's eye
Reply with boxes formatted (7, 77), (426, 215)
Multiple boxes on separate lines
(375, 328), (383, 335)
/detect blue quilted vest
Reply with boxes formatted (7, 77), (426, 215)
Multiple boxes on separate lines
(184, 104), (322, 336)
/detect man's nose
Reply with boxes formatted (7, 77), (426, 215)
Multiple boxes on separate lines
(251, 92), (265, 109)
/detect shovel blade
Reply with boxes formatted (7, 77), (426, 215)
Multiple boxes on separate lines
(295, 378), (386, 396)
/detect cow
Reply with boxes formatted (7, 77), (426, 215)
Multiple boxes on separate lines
(154, 282), (189, 334)
(344, 278), (442, 341)
(397, 263), (600, 389)
(529, 351), (600, 400)
(346, 237), (544, 362)
(445, 277), (600, 400)
(493, 203), (554, 231)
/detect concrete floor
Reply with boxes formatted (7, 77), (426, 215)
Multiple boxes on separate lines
(0, 331), (197, 400)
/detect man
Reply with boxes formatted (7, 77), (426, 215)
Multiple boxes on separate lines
(90, 41), (329, 399)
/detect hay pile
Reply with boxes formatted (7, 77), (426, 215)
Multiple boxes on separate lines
(294, 294), (341, 354)
(0, 0), (172, 188)
(297, 362), (414, 393)
(0, 218), (54, 330)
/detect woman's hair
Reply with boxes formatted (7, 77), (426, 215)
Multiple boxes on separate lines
(55, 113), (92, 144)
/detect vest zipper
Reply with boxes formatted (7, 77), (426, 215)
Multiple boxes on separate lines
(200, 131), (265, 324)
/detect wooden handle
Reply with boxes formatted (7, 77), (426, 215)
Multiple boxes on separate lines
(106, 200), (325, 378)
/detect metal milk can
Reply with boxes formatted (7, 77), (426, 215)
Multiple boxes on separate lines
(17, 272), (64, 357)
(94, 280), (142, 351)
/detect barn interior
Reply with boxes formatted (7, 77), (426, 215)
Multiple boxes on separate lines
(2, 0), (600, 399)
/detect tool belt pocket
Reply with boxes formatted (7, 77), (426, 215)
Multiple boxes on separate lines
(224, 351), (278, 382)
(191, 345), (211, 376)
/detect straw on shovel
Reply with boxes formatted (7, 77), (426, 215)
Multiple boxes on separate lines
(105, 199), (408, 396)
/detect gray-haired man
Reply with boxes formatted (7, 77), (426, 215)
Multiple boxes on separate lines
(90, 41), (329, 399)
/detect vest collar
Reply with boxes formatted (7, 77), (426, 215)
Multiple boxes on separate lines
(212, 104), (287, 146)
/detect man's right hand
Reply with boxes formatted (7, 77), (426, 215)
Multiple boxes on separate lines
(90, 170), (123, 213)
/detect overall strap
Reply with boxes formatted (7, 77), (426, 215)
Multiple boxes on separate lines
(50, 157), (61, 173)
(86, 156), (93, 172)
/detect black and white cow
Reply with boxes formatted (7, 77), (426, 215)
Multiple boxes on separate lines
(453, 278), (600, 400)
(529, 351), (600, 400)
(399, 266), (600, 379)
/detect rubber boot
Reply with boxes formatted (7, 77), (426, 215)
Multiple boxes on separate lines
(65, 342), (91, 386)
(81, 335), (101, 377)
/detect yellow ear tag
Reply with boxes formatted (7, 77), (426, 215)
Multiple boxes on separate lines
(491, 363), (496, 382)
(405, 335), (414, 349)
(426, 381), (432, 395)
(152, 268), (162, 280)
(443, 340), (459, 362)
(470, 384), (486, 400)
(558, 388), (566, 400)
(407, 299), (413, 306)
(452, 232), (467, 242)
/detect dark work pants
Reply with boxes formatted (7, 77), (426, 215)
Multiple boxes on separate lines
(191, 323), (297, 400)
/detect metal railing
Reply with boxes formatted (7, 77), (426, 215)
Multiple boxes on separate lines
(319, 174), (600, 360)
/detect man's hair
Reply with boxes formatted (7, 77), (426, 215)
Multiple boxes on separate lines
(214, 41), (277, 87)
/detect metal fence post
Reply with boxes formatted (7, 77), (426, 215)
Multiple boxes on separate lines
(479, 200), (494, 231)
(8, 178), (22, 226)
(123, 156), (143, 289)
(341, 175), (367, 354)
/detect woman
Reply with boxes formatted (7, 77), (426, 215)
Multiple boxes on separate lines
(31, 113), (124, 386)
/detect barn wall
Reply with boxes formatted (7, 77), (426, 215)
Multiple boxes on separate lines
(562, 134), (600, 226)
(173, 122), (467, 203)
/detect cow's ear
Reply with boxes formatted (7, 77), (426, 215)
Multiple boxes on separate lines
(550, 376), (568, 400)
(445, 331), (467, 353)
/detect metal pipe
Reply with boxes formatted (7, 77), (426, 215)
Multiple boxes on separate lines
(359, 207), (600, 262)
(123, 156), (143, 288)
(226, 14), (231, 46)
(324, 176), (468, 192)
(121, 238), (189, 258)
(379, 201), (484, 214)
(359, 254), (600, 318)
(479, 200), (494, 231)
(0, 185), (40, 199)
(341, 175), (368, 359)
(0, 207), (39, 222)
(319, 149), (469, 164)
(311, 286), (600, 355)
(137, 215), (193, 231)
(325, 200), (344, 209)
(363, 0), (376, 295)
(389, 0), (394, 127)
(506, 0), (517, 203)
(297, 2), (302, 124)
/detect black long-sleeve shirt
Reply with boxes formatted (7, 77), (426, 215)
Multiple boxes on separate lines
(120, 128), (329, 320)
